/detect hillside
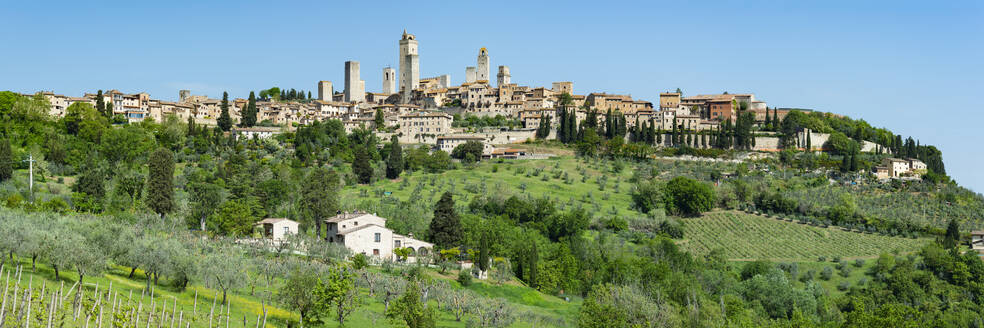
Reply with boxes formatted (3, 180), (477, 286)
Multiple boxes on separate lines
(681, 210), (928, 261)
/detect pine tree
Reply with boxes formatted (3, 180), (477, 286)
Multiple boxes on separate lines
(0, 138), (12, 182)
(429, 192), (463, 249)
(217, 91), (232, 131)
(146, 147), (175, 220)
(385, 135), (403, 179)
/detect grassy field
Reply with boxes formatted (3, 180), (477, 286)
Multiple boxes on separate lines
(681, 211), (930, 261)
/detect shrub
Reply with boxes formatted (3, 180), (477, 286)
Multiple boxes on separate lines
(820, 266), (833, 280)
(853, 259), (865, 267)
(837, 281), (850, 291)
(458, 269), (473, 286)
(352, 253), (368, 270)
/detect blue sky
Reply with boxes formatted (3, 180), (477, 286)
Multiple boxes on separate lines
(1, 1), (982, 191)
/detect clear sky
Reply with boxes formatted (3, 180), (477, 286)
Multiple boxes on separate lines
(1, 1), (982, 191)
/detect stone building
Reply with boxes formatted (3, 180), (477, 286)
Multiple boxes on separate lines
(399, 30), (420, 103)
(497, 66), (511, 87)
(382, 67), (397, 95)
(398, 111), (453, 144)
(318, 81), (333, 101)
(325, 211), (433, 262)
(344, 61), (365, 103)
(476, 48), (490, 82)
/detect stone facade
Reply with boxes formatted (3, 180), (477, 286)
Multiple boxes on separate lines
(317, 81), (333, 101)
(399, 30), (420, 103)
(398, 111), (453, 144)
(344, 61), (365, 103)
(477, 48), (490, 82)
(325, 212), (433, 262)
(382, 67), (396, 95)
(497, 66), (511, 87)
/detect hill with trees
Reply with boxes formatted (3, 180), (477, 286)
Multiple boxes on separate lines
(1, 90), (983, 327)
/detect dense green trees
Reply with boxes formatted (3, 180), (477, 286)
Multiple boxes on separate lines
(451, 140), (483, 163)
(301, 167), (340, 239)
(0, 138), (12, 182)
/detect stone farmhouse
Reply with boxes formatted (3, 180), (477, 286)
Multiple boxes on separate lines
(324, 211), (433, 262)
(255, 218), (299, 242)
(874, 158), (927, 180)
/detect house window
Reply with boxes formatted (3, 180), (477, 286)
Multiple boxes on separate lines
(395, 240), (401, 248)
(374, 233), (381, 242)
(373, 249), (380, 256)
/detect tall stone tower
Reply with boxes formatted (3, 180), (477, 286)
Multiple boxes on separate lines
(465, 67), (477, 83)
(399, 30), (420, 103)
(344, 61), (365, 103)
(382, 67), (396, 94)
(317, 81), (333, 101)
(497, 66), (511, 87)
(476, 48), (490, 82)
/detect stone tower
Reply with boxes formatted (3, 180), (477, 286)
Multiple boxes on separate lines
(317, 81), (333, 101)
(344, 61), (365, 103)
(465, 66), (477, 83)
(382, 67), (396, 94)
(497, 66), (511, 87)
(476, 48), (490, 82)
(399, 30), (419, 103)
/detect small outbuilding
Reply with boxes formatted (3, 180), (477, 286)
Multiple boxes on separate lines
(255, 218), (299, 241)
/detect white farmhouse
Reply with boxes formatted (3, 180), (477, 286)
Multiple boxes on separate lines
(255, 218), (299, 241)
(325, 211), (433, 261)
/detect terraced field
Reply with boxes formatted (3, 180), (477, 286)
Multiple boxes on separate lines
(681, 211), (930, 261)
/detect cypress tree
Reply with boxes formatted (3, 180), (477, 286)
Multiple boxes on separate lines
(385, 135), (403, 179)
(647, 120), (656, 144)
(478, 230), (491, 272)
(528, 241), (539, 288)
(670, 117), (677, 146)
(944, 219), (961, 249)
(95, 90), (106, 116)
(806, 132), (812, 151)
(428, 192), (463, 249)
(217, 91), (232, 131)
(146, 147), (175, 220)
(352, 146), (373, 184)
(374, 108), (385, 130)
(0, 138), (13, 182)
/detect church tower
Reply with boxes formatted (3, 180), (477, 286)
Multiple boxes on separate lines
(476, 48), (490, 83)
(382, 67), (396, 94)
(399, 30), (420, 103)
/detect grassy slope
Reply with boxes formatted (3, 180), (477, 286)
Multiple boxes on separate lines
(682, 210), (929, 261)
(0, 257), (577, 328)
(342, 156), (639, 219)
